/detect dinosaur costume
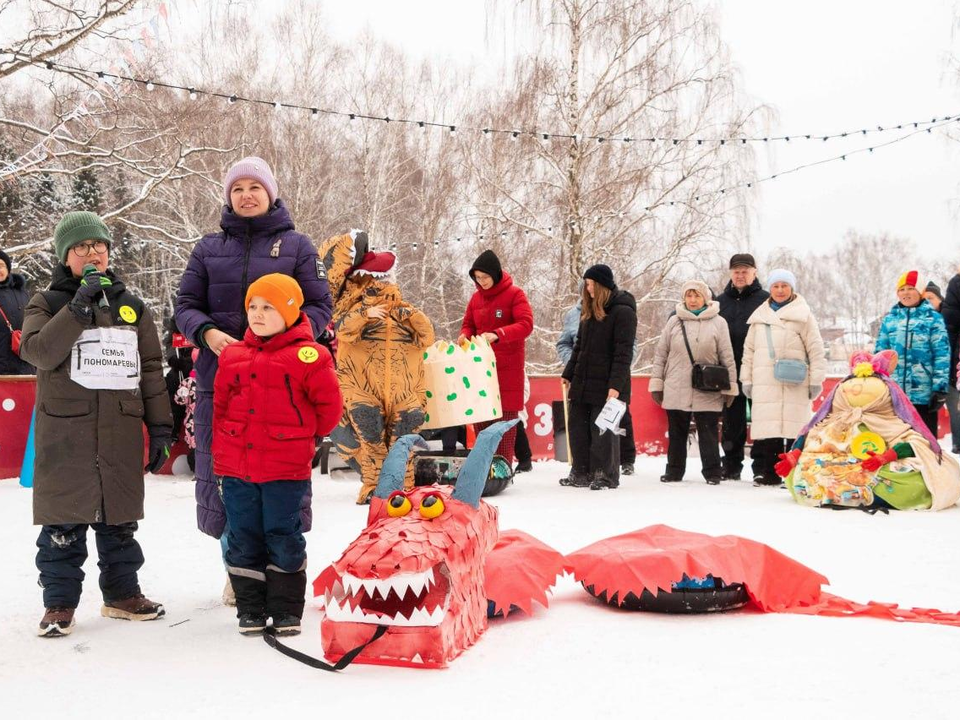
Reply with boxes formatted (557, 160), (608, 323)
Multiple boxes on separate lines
(775, 350), (960, 511)
(319, 231), (435, 504)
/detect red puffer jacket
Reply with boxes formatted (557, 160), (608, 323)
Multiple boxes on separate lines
(213, 313), (342, 482)
(460, 272), (534, 412)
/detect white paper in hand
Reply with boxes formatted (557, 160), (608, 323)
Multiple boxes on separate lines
(594, 397), (627, 436)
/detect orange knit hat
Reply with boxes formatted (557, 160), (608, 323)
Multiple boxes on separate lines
(245, 273), (304, 328)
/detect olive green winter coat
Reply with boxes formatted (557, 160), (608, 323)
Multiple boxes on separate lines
(19, 265), (172, 526)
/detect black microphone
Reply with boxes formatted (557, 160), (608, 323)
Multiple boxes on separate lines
(82, 264), (110, 310)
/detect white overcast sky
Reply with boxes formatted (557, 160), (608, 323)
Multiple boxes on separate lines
(7, 0), (958, 262)
(320, 0), (960, 262)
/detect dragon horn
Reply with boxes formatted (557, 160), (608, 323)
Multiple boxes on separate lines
(452, 419), (519, 508)
(373, 434), (429, 499)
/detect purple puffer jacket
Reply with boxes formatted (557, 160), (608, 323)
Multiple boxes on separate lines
(175, 200), (332, 538)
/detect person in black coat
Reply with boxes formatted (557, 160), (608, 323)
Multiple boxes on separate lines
(0, 248), (34, 375)
(941, 272), (960, 453)
(561, 264), (637, 490)
(717, 253), (769, 480)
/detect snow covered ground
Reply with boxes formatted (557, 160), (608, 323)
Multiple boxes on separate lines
(1, 456), (958, 719)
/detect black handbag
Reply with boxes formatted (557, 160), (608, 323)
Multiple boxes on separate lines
(679, 320), (730, 393)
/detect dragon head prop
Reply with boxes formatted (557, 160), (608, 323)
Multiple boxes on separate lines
(315, 421), (520, 668)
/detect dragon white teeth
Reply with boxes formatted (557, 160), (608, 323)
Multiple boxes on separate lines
(411, 653), (424, 664)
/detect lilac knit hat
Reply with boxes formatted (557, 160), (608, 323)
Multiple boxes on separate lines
(223, 156), (278, 207)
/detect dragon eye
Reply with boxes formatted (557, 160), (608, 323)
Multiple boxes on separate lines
(419, 493), (445, 519)
(387, 491), (412, 517)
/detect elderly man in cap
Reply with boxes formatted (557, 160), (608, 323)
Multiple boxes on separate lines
(717, 253), (769, 480)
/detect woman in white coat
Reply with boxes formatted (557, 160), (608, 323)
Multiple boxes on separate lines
(649, 280), (738, 484)
(741, 269), (826, 486)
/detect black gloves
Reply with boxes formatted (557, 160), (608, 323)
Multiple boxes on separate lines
(77, 270), (112, 303)
(650, 390), (663, 406)
(145, 431), (172, 473)
(930, 391), (948, 411)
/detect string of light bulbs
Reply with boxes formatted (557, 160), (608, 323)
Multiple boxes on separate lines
(3, 49), (958, 146)
(387, 115), (960, 250)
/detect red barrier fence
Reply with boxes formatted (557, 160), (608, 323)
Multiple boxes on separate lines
(1, 374), (950, 478)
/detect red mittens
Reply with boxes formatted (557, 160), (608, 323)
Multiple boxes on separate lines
(774, 449), (802, 478)
(861, 448), (898, 472)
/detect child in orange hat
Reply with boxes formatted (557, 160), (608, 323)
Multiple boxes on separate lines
(213, 273), (342, 635)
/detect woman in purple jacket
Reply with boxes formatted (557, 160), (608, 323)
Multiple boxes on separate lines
(175, 157), (332, 599)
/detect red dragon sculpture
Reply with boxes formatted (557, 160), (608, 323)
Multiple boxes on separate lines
(313, 421), (565, 668)
(271, 426), (960, 672)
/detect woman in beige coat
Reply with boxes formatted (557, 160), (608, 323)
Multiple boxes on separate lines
(649, 280), (738, 484)
(741, 269), (826, 486)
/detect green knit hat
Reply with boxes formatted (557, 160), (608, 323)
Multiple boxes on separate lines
(53, 211), (112, 262)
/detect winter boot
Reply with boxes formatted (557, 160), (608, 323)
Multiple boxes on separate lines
(660, 474), (683, 483)
(229, 571), (268, 628)
(238, 613), (267, 635)
(559, 471), (592, 487)
(271, 614), (302, 636)
(621, 463), (635, 476)
(101, 594), (165, 621)
(704, 473), (722, 485)
(753, 474), (781, 487)
(589, 470), (619, 490)
(515, 460), (533, 473)
(265, 568), (307, 629)
(38, 607), (76, 637)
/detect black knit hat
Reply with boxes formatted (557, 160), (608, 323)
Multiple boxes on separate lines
(0, 249), (10, 274)
(583, 263), (616, 291)
(470, 249), (503, 285)
(924, 281), (944, 302)
(729, 253), (756, 269)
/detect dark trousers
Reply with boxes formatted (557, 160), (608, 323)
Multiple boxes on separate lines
(620, 407), (636, 465)
(36, 522), (144, 609)
(665, 410), (721, 480)
(751, 437), (795, 481)
(222, 478), (309, 618)
(515, 420), (532, 464)
(912, 403), (939, 437)
(948, 386), (960, 451)
(721, 388), (750, 476)
(568, 401), (620, 484)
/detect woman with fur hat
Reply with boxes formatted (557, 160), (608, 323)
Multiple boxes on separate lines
(649, 280), (737, 484)
(0, 248), (33, 374)
(561, 265), (637, 490)
(741, 269), (826, 486)
(175, 157), (333, 597)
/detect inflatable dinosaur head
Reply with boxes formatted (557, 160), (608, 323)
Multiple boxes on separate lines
(315, 421), (518, 668)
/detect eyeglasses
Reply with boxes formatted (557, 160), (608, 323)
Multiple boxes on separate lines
(71, 241), (109, 257)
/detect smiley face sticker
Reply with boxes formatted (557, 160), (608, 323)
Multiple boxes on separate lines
(298, 346), (320, 364)
(118, 305), (137, 323)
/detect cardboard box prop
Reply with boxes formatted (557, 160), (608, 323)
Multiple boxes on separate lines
(422, 337), (501, 429)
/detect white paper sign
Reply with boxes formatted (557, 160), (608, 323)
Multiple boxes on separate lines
(594, 397), (627, 436)
(70, 327), (140, 390)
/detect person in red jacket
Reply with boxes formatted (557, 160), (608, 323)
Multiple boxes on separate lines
(213, 273), (341, 636)
(457, 250), (534, 463)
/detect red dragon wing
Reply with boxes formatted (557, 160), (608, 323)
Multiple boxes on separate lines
(565, 524), (960, 628)
(483, 529), (566, 617)
(564, 524), (826, 612)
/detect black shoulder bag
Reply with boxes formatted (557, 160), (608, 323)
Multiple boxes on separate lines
(679, 320), (730, 392)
